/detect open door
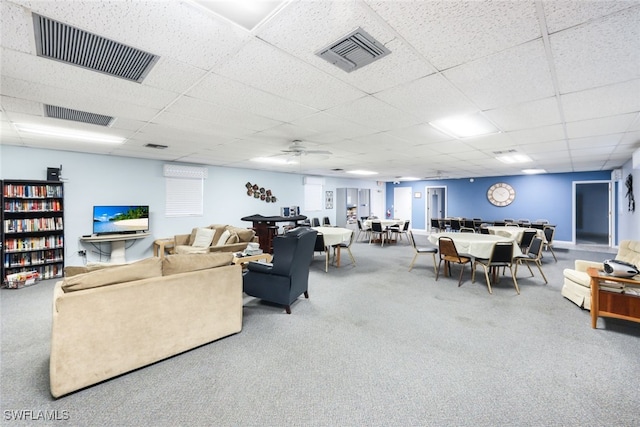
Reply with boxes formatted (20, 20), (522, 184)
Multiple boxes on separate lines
(425, 186), (446, 230)
(574, 181), (612, 246)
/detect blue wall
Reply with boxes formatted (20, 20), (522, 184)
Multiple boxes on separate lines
(386, 172), (613, 242)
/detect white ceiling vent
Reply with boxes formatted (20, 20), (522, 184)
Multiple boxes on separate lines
(45, 105), (114, 126)
(315, 27), (391, 73)
(33, 13), (158, 82)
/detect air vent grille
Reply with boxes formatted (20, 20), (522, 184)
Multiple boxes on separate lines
(33, 14), (158, 82)
(45, 105), (114, 126)
(315, 27), (391, 73)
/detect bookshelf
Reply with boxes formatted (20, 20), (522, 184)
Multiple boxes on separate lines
(2, 180), (64, 286)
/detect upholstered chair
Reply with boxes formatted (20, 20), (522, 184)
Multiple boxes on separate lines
(242, 227), (317, 314)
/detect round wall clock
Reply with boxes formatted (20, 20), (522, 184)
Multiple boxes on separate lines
(487, 182), (516, 207)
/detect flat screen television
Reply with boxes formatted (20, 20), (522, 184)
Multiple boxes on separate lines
(93, 205), (149, 235)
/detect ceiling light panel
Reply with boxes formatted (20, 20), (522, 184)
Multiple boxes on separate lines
(189, 0), (287, 31)
(33, 13), (159, 82)
(429, 113), (500, 138)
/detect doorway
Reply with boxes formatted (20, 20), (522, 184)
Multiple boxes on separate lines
(425, 186), (446, 230)
(574, 181), (611, 246)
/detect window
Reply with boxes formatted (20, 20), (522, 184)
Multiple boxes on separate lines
(163, 164), (207, 217)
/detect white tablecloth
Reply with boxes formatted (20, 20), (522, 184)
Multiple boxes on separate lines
(428, 232), (523, 259)
(486, 226), (546, 243)
(312, 227), (352, 246)
(363, 219), (405, 229)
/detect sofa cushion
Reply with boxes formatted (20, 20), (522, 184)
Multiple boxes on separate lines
(226, 226), (255, 243)
(162, 252), (234, 276)
(192, 227), (215, 247)
(226, 232), (239, 245)
(215, 230), (232, 246)
(61, 257), (162, 292)
(64, 263), (112, 277)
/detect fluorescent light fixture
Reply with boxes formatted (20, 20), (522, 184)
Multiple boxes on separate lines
(496, 153), (533, 164)
(250, 157), (297, 165)
(429, 113), (500, 138)
(522, 168), (547, 174)
(14, 123), (125, 144)
(189, 0), (287, 31)
(347, 170), (378, 176)
(397, 176), (420, 181)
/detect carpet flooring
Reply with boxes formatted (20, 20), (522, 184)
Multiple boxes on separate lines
(1, 232), (639, 426)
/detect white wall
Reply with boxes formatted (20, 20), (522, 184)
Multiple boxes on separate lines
(617, 158), (640, 242)
(1, 146), (384, 265)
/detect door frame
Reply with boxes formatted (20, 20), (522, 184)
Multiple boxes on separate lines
(572, 180), (613, 247)
(425, 185), (447, 230)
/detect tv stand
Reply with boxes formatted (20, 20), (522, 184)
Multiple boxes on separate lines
(80, 232), (150, 264)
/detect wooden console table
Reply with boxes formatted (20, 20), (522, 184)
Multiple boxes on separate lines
(241, 214), (307, 253)
(587, 267), (640, 329)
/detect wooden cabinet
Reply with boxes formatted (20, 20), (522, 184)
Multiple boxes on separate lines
(2, 180), (64, 285)
(587, 267), (640, 328)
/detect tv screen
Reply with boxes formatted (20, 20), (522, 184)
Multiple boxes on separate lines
(93, 205), (149, 235)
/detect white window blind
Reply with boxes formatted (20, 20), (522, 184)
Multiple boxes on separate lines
(164, 165), (207, 217)
(303, 176), (324, 211)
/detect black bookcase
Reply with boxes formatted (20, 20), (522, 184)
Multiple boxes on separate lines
(1, 180), (64, 286)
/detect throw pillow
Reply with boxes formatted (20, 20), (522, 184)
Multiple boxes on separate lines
(215, 229), (232, 246)
(162, 253), (234, 276)
(226, 232), (239, 245)
(192, 228), (215, 248)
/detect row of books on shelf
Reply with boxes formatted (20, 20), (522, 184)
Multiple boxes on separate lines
(4, 199), (63, 212)
(4, 264), (61, 281)
(4, 236), (64, 252)
(3, 217), (64, 233)
(3, 184), (63, 198)
(4, 249), (64, 268)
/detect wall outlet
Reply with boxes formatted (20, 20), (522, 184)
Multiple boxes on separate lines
(78, 250), (87, 256)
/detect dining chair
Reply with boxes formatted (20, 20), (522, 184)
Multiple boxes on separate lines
(449, 218), (461, 232)
(459, 227), (475, 233)
(543, 226), (558, 262)
(311, 217), (321, 227)
(313, 232), (329, 272)
(519, 229), (537, 252)
(430, 218), (441, 233)
(389, 220), (410, 242)
(408, 231), (438, 274)
(472, 242), (520, 295)
(356, 219), (370, 242)
(322, 216), (331, 226)
(515, 237), (548, 284)
(332, 229), (356, 267)
(479, 227), (490, 235)
(369, 221), (387, 247)
(463, 219), (475, 229)
(436, 236), (471, 286)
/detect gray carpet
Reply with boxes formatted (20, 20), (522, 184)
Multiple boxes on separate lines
(1, 233), (639, 426)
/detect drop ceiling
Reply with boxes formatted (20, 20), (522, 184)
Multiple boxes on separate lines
(1, 0), (639, 181)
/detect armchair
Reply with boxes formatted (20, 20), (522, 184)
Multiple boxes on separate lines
(243, 227), (317, 314)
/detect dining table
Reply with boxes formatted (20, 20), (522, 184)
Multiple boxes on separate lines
(486, 226), (546, 243)
(312, 226), (353, 267)
(363, 219), (405, 229)
(428, 232), (523, 259)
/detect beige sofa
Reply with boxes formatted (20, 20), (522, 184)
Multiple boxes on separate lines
(50, 253), (242, 398)
(173, 224), (256, 254)
(562, 240), (640, 310)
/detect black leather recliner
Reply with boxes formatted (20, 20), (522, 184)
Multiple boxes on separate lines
(243, 227), (318, 314)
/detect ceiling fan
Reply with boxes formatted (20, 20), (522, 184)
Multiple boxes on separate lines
(423, 170), (451, 180)
(281, 140), (332, 156)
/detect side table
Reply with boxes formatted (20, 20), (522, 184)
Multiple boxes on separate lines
(587, 267), (640, 329)
(232, 253), (272, 269)
(153, 238), (175, 259)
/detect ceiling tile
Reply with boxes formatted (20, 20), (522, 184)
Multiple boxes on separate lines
(561, 79), (640, 122)
(444, 40), (555, 110)
(367, 0), (540, 70)
(550, 7), (640, 93)
(484, 97), (562, 131)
